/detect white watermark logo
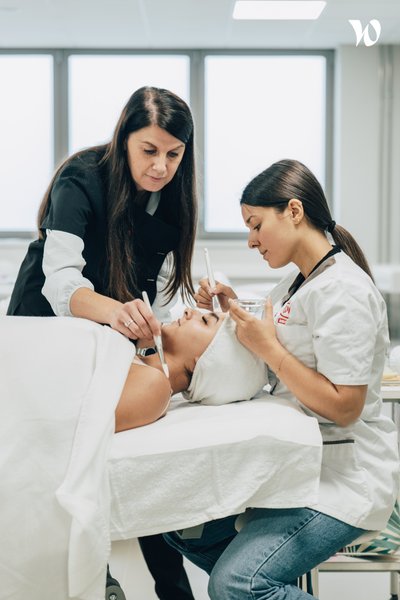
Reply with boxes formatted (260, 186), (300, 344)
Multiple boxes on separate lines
(348, 19), (381, 46)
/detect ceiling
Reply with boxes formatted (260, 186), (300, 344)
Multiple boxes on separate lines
(0, 0), (399, 49)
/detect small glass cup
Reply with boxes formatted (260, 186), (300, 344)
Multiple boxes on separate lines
(233, 298), (265, 318)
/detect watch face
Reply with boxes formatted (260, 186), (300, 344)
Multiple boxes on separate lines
(137, 346), (157, 357)
(145, 347), (157, 356)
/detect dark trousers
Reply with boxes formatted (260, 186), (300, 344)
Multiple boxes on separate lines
(138, 534), (195, 600)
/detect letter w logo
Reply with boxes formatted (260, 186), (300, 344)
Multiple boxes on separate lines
(348, 19), (381, 47)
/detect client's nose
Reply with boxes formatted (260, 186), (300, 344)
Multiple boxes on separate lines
(183, 308), (201, 321)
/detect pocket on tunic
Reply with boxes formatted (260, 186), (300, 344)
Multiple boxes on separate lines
(320, 441), (371, 519)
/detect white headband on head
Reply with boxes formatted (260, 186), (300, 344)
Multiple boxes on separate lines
(183, 316), (268, 406)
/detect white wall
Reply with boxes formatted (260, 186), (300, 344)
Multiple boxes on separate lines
(333, 44), (400, 265)
(389, 46), (400, 262)
(333, 45), (381, 261)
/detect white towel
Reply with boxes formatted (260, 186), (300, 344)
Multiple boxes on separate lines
(109, 394), (322, 539)
(0, 316), (134, 600)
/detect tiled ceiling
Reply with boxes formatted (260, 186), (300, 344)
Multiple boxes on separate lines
(0, 0), (398, 48)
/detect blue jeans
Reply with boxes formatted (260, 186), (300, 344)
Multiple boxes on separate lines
(164, 508), (364, 599)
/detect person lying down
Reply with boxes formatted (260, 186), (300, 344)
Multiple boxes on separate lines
(116, 308), (268, 432)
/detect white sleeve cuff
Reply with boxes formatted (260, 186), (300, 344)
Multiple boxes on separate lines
(42, 230), (94, 316)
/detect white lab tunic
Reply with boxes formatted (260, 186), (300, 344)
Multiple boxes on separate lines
(270, 250), (399, 531)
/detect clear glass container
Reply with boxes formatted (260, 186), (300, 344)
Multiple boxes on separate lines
(233, 298), (265, 318)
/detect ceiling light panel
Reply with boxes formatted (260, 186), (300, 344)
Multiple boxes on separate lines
(233, 1), (327, 21)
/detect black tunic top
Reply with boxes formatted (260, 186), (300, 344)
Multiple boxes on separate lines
(7, 150), (180, 316)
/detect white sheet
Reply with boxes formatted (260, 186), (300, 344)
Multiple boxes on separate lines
(109, 395), (322, 540)
(0, 316), (322, 600)
(0, 316), (134, 600)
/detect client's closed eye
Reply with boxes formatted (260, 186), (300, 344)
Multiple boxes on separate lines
(202, 312), (220, 326)
(209, 312), (220, 323)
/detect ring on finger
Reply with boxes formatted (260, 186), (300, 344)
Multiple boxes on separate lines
(124, 319), (134, 328)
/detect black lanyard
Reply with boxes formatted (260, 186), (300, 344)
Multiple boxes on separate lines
(285, 245), (341, 302)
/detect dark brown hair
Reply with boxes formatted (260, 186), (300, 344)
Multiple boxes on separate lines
(240, 158), (373, 280)
(37, 86), (197, 303)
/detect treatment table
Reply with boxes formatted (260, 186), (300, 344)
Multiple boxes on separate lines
(0, 316), (322, 600)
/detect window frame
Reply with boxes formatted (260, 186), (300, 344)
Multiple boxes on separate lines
(0, 48), (333, 239)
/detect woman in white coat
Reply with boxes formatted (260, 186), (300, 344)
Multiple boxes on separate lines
(165, 158), (399, 599)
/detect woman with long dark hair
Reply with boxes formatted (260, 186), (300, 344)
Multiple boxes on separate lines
(167, 159), (399, 600)
(7, 86), (197, 600)
(8, 86), (196, 333)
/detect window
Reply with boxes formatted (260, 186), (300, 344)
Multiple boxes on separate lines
(69, 54), (190, 152)
(0, 50), (331, 236)
(0, 54), (53, 232)
(204, 54), (327, 233)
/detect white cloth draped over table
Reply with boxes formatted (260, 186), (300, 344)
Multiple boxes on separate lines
(109, 395), (322, 540)
(0, 316), (322, 600)
(0, 317), (134, 600)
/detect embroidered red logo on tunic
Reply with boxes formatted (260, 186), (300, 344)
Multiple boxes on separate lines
(276, 302), (291, 325)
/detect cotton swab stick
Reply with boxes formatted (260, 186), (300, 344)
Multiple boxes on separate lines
(142, 291), (169, 378)
(204, 248), (222, 311)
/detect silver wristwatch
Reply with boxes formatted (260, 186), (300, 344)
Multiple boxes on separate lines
(136, 346), (158, 357)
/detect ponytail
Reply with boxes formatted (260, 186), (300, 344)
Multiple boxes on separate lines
(241, 159), (374, 282)
(330, 224), (374, 282)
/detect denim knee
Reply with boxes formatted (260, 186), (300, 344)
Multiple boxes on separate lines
(209, 560), (288, 600)
(208, 559), (233, 600)
(208, 557), (254, 600)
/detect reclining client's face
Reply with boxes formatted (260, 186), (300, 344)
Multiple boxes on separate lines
(161, 308), (268, 405)
(161, 308), (226, 371)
